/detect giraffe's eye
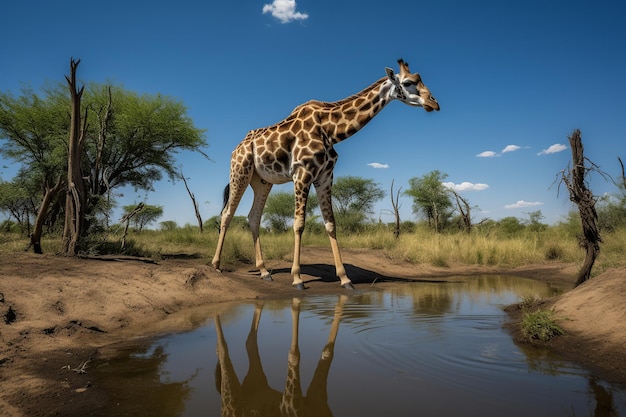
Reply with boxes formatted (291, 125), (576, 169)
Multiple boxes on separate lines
(402, 80), (415, 87)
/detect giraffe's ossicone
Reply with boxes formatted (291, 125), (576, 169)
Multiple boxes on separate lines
(212, 59), (439, 290)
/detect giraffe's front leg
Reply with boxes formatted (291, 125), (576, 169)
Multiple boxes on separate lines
(290, 210), (306, 290)
(315, 181), (355, 290)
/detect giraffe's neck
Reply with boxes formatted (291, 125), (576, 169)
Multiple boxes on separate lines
(295, 77), (394, 144)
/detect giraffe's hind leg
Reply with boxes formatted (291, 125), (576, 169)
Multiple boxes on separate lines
(249, 174), (273, 280)
(212, 149), (253, 272)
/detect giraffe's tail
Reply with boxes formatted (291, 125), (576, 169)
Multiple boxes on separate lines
(221, 184), (230, 213)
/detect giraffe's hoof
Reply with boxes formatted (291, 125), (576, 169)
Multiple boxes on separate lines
(293, 283), (305, 291)
(341, 282), (355, 290)
(261, 273), (273, 281)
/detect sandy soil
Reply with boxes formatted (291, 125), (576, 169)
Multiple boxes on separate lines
(0, 247), (625, 416)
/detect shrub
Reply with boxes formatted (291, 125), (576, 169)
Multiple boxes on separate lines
(544, 245), (564, 260)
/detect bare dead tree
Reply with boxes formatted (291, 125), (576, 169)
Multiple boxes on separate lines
(120, 202), (145, 250)
(558, 129), (602, 286)
(618, 156), (625, 189)
(180, 169), (203, 232)
(450, 189), (472, 233)
(29, 176), (63, 253)
(390, 179), (402, 238)
(61, 58), (89, 255)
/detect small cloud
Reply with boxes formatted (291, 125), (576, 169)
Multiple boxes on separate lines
(504, 200), (544, 209)
(367, 162), (389, 169)
(478, 145), (524, 158)
(538, 143), (567, 156)
(501, 144), (521, 153)
(262, 0), (308, 23)
(442, 181), (489, 192)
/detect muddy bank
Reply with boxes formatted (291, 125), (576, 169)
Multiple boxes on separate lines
(0, 249), (624, 416)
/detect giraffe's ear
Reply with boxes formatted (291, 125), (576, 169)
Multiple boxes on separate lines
(385, 67), (396, 81)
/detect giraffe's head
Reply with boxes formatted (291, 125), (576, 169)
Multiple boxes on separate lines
(385, 59), (440, 112)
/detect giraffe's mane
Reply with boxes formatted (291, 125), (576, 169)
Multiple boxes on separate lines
(293, 77), (388, 112)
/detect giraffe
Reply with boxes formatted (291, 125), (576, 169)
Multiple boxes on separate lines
(214, 296), (347, 417)
(212, 59), (439, 290)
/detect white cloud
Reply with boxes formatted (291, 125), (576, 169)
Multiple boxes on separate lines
(367, 162), (389, 169)
(501, 144), (521, 153)
(504, 200), (544, 209)
(262, 0), (308, 23)
(442, 181), (489, 192)
(478, 145), (523, 158)
(538, 143), (567, 155)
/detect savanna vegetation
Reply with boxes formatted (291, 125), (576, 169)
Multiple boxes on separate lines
(1, 61), (625, 284)
(2, 206), (625, 279)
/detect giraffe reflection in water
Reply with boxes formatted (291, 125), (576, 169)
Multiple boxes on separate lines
(214, 296), (347, 417)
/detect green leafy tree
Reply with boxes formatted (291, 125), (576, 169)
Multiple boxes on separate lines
(597, 198), (626, 232)
(0, 175), (38, 235)
(332, 176), (385, 215)
(404, 170), (453, 232)
(0, 75), (207, 252)
(159, 220), (178, 231)
(497, 216), (525, 236)
(524, 210), (547, 232)
(596, 165), (626, 231)
(331, 176), (384, 232)
(206, 215), (249, 232)
(263, 190), (319, 232)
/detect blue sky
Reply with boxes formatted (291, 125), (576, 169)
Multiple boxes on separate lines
(2, 0), (625, 226)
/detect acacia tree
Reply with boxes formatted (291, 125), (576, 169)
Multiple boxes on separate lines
(263, 190), (319, 232)
(332, 176), (385, 232)
(0, 175), (38, 235)
(0, 76), (69, 252)
(0, 61), (207, 253)
(404, 170), (453, 232)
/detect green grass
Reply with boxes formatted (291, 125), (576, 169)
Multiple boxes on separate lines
(521, 310), (565, 342)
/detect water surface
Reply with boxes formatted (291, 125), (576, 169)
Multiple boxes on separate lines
(94, 275), (626, 416)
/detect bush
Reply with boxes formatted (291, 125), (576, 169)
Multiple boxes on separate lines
(544, 245), (564, 260)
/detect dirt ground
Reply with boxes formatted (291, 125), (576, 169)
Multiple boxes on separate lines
(1, 247), (625, 417)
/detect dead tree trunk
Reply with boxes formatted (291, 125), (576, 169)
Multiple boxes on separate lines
(29, 176), (63, 254)
(61, 59), (88, 255)
(561, 129), (601, 286)
(450, 190), (472, 233)
(180, 170), (203, 232)
(120, 202), (144, 250)
(390, 179), (402, 238)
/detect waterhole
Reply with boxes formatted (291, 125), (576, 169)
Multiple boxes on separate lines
(93, 275), (626, 416)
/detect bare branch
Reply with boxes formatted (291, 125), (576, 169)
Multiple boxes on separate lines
(180, 169), (203, 232)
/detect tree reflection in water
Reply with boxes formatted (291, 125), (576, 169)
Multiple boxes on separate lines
(214, 295), (347, 417)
